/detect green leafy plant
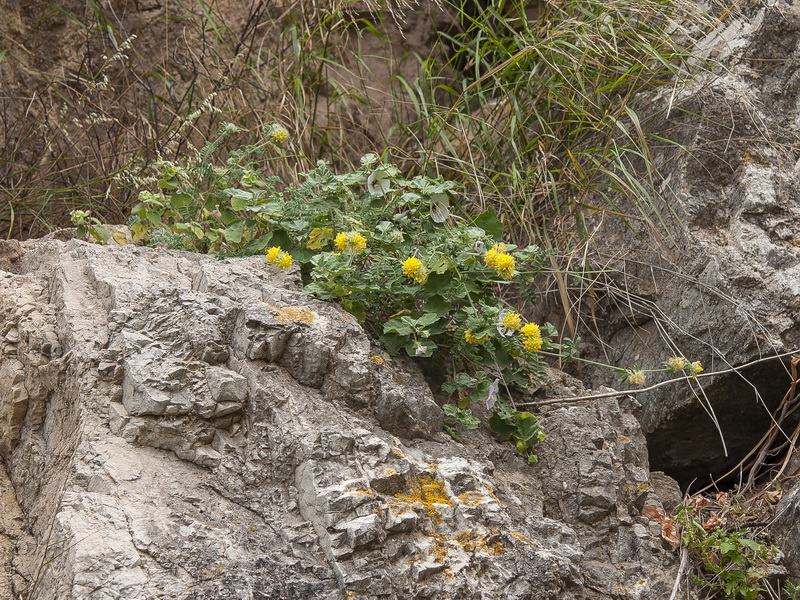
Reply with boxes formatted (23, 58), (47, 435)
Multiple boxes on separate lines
(784, 580), (800, 600)
(129, 128), (561, 459)
(70, 210), (110, 244)
(442, 403), (481, 441)
(488, 402), (547, 465)
(677, 503), (777, 599)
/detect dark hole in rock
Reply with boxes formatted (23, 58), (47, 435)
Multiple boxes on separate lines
(642, 359), (794, 492)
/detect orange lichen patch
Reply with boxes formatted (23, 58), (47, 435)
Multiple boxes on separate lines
(349, 489), (377, 497)
(383, 467), (398, 477)
(370, 355), (385, 366)
(265, 303), (315, 324)
(390, 448), (405, 458)
(510, 531), (534, 545)
(427, 532), (450, 563)
(453, 530), (505, 555)
(457, 490), (493, 507)
(482, 482), (501, 505)
(394, 475), (453, 524)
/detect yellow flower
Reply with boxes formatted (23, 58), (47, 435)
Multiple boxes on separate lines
(483, 243), (507, 269)
(277, 252), (293, 269)
(266, 246), (282, 264)
(665, 356), (690, 373)
(483, 243), (515, 279)
(464, 330), (489, 344)
(690, 361), (703, 378)
(271, 127), (289, 144)
(498, 312), (522, 336)
(627, 370), (646, 386)
(266, 246), (292, 269)
(520, 322), (542, 352)
(402, 256), (426, 282)
(493, 253), (515, 279)
(334, 231), (367, 253)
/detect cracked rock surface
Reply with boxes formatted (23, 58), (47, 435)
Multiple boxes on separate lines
(0, 235), (689, 599)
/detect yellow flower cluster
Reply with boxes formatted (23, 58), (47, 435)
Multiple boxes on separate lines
(689, 361), (703, 377)
(500, 311), (522, 334)
(271, 127), (289, 144)
(464, 330), (489, 344)
(265, 246), (293, 269)
(665, 356), (704, 378)
(483, 243), (515, 279)
(520, 323), (543, 352)
(402, 256), (427, 283)
(334, 231), (367, 253)
(627, 370), (646, 386)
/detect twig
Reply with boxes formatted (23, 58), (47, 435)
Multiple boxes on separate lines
(669, 546), (689, 600)
(518, 350), (800, 409)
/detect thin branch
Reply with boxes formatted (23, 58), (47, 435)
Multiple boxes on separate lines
(519, 350), (800, 409)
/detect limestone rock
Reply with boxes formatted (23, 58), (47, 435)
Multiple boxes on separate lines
(0, 236), (689, 599)
(546, 1), (800, 488)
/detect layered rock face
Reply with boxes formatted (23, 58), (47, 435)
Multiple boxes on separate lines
(0, 235), (687, 599)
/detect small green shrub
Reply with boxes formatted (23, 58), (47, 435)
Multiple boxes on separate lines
(123, 124), (573, 461)
(677, 503), (777, 600)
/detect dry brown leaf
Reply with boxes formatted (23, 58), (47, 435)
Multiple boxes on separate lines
(702, 515), (725, 530)
(715, 492), (730, 507)
(692, 496), (710, 510)
(661, 518), (681, 551)
(642, 505), (666, 523)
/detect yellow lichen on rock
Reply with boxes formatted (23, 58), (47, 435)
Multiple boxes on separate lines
(457, 490), (493, 507)
(265, 303), (316, 324)
(453, 530), (505, 555)
(394, 474), (452, 524)
(510, 531), (534, 545)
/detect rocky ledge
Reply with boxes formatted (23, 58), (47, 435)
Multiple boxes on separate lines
(0, 235), (688, 599)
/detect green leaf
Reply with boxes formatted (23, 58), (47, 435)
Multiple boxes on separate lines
(473, 207), (504, 240)
(443, 424), (462, 441)
(514, 413), (543, 443)
(224, 221), (243, 243)
(146, 212), (164, 227)
(488, 413), (516, 441)
(89, 225), (110, 243)
(226, 188), (253, 210)
(428, 255), (454, 274)
(383, 318), (415, 337)
(443, 404), (480, 429)
(425, 295), (450, 316)
(158, 177), (178, 190)
(415, 312), (440, 327)
(231, 196), (249, 210)
(170, 193), (192, 209)
(423, 272), (453, 294)
(219, 208), (239, 225)
(380, 332), (407, 356)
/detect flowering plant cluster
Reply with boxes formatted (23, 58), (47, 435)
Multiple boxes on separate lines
(126, 125), (571, 461)
(617, 355), (704, 387)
